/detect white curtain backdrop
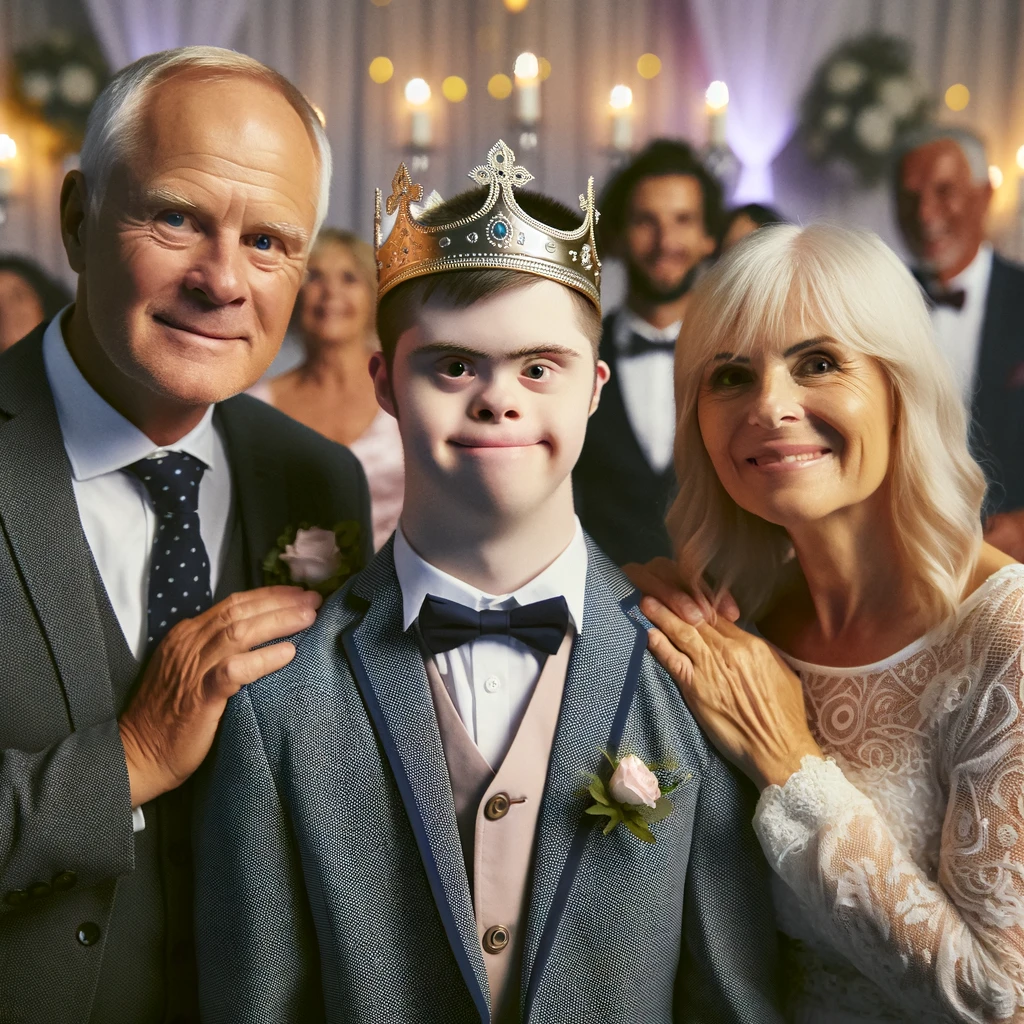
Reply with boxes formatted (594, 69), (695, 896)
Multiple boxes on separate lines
(688, 0), (854, 203)
(81, 0), (248, 68)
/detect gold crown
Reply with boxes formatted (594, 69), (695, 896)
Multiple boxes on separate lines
(374, 139), (601, 310)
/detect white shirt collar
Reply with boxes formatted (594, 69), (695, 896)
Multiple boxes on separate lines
(393, 518), (588, 633)
(946, 241), (993, 301)
(614, 307), (682, 352)
(42, 307), (218, 482)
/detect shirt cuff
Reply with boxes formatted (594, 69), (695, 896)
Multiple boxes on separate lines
(131, 806), (146, 833)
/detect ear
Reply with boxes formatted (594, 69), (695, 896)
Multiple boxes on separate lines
(60, 170), (89, 274)
(369, 351), (397, 418)
(588, 359), (611, 416)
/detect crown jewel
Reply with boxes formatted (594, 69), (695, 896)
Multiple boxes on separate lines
(375, 140), (601, 309)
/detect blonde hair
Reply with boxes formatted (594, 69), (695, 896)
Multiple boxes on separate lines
(667, 223), (985, 620)
(298, 228), (379, 341)
(80, 46), (332, 236)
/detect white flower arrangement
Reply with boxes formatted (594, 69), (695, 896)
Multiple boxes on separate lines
(800, 34), (932, 187)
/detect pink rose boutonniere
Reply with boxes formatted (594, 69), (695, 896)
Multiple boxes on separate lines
(263, 522), (363, 597)
(585, 752), (690, 843)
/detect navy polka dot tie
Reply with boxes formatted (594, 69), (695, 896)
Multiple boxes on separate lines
(124, 451), (213, 656)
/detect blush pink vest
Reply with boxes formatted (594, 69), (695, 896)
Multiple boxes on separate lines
(425, 632), (573, 1024)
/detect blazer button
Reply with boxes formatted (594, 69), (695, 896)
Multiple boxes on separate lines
(4, 890), (28, 907)
(52, 870), (77, 892)
(28, 881), (52, 900)
(482, 925), (510, 954)
(484, 793), (510, 820)
(76, 922), (101, 947)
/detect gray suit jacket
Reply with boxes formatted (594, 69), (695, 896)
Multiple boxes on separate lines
(195, 538), (783, 1023)
(0, 325), (372, 1023)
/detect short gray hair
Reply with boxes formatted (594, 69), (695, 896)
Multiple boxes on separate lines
(79, 46), (332, 239)
(895, 125), (990, 185)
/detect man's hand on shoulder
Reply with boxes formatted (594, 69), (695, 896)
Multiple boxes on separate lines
(118, 586), (322, 807)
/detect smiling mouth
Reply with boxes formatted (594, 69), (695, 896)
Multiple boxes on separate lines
(747, 449), (832, 468)
(154, 314), (241, 342)
(450, 438), (544, 450)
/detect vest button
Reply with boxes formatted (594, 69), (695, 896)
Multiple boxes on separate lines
(484, 793), (511, 820)
(4, 889), (28, 907)
(482, 925), (510, 953)
(77, 922), (102, 946)
(52, 870), (77, 892)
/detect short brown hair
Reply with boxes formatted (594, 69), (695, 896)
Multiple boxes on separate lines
(377, 188), (602, 364)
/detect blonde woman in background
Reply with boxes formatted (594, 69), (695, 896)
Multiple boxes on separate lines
(254, 229), (403, 549)
(630, 224), (1024, 1022)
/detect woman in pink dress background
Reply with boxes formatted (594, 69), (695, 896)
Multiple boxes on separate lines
(252, 229), (403, 550)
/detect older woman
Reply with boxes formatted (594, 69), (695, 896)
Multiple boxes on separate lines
(254, 229), (403, 549)
(633, 224), (1024, 1023)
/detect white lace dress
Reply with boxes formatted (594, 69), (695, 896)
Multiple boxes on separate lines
(753, 564), (1024, 1023)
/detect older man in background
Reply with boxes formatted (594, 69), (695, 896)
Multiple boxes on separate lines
(0, 47), (370, 1023)
(896, 126), (1024, 560)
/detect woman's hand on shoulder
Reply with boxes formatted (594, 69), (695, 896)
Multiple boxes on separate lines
(641, 595), (822, 792)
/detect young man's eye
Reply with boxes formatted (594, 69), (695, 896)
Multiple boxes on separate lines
(524, 364), (548, 381)
(444, 360), (467, 378)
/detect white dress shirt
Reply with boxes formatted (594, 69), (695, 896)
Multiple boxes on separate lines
(393, 521), (588, 769)
(928, 242), (993, 406)
(43, 311), (234, 662)
(613, 308), (680, 473)
(43, 311), (235, 831)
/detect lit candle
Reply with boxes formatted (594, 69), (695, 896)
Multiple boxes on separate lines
(405, 78), (432, 148)
(514, 52), (541, 125)
(609, 85), (634, 152)
(705, 80), (729, 147)
(0, 134), (15, 200)
(1017, 146), (1024, 249)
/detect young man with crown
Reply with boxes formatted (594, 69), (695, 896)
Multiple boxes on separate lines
(195, 141), (782, 1024)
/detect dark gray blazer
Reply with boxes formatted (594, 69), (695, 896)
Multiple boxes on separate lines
(973, 253), (1024, 515)
(195, 537), (783, 1024)
(0, 324), (372, 1024)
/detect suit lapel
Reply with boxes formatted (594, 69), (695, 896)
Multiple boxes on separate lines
(0, 328), (116, 727)
(342, 546), (491, 1022)
(215, 397), (290, 589)
(521, 540), (647, 1017)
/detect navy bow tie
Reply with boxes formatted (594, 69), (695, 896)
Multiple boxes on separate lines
(418, 594), (570, 656)
(912, 268), (966, 310)
(625, 331), (676, 357)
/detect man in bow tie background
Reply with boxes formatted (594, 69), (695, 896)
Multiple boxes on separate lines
(0, 47), (370, 1023)
(895, 126), (1024, 560)
(573, 140), (721, 567)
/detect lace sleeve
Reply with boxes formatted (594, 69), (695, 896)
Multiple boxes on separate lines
(754, 617), (1024, 1022)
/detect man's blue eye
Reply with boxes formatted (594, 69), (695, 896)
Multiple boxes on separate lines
(254, 235), (272, 251)
(164, 212), (186, 228)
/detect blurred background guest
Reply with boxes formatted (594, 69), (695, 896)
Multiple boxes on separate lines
(720, 203), (787, 252)
(574, 139), (721, 566)
(0, 255), (72, 352)
(895, 127), (1024, 560)
(252, 229), (403, 550)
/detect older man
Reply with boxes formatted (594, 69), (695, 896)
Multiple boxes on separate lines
(0, 48), (370, 1023)
(896, 127), (1024, 559)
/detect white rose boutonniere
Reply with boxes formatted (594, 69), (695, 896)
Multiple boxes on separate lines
(585, 751), (691, 843)
(263, 521), (363, 597)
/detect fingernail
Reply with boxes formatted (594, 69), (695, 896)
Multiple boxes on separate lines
(681, 606), (703, 626)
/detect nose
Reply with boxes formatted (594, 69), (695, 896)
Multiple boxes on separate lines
(748, 365), (804, 429)
(469, 372), (521, 423)
(183, 235), (246, 307)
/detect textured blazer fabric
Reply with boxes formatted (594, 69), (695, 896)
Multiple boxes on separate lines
(195, 537), (782, 1024)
